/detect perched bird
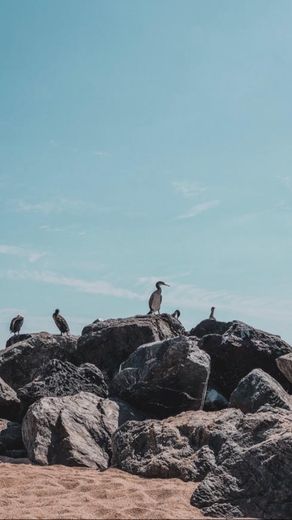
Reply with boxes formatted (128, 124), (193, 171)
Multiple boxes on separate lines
(209, 306), (216, 320)
(9, 315), (24, 335)
(52, 309), (70, 335)
(171, 309), (181, 320)
(148, 281), (170, 314)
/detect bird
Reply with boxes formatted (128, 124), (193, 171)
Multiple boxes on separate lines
(209, 306), (216, 320)
(9, 315), (24, 335)
(171, 309), (181, 320)
(148, 281), (170, 314)
(52, 309), (70, 335)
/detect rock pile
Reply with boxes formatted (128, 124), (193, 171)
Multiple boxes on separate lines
(1, 314), (292, 519)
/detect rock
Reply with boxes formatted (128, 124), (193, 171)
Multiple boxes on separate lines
(0, 377), (21, 421)
(204, 388), (228, 411)
(17, 359), (108, 412)
(0, 333), (79, 390)
(111, 336), (210, 418)
(6, 334), (32, 349)
(77, 314), (185, 378)
(276, 353), (292, 384)
(22, 391), (143, 468)
(113, 405), (292, 519)
(200, 321), (292, 398)
(230, 368), (292, 413)
(112, 408), (242, 480)
(190, 319), (231, 338)
(0, 419), (25, 457)
(191, 407), (292, 519)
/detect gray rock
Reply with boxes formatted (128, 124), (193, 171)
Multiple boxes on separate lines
(189, 319), (232, 338)
(276, 352), (292, 384)
(191, 408), (292, 519)
(22, 391), (143, 468)
(112, 408), (241, 480)
(0, 333), (79, 390)
(0, 419), (25, 457)
(0, 377), (21, 421)
(17, 359), (108, 412)
(230, 368), (292, 413)
(111, 335), (210, 417)
(6, 334), (32, 349)
(77, 314), (185, 378)
(200, 321), (292, 398)
(113, 405), (292, 519)
(204, 388), (228, 411)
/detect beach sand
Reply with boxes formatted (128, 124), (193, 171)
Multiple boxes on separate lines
(0, 458), (203, 519)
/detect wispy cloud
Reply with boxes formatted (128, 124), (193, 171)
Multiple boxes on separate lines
(2, 270), (143, 300)
(14, 198), (88, 215)
(0, 245), (46, 263)
(93, 150), (110, 158)
(172, 180), (206, 198)
(176, 200), (220, 220)
(138, 276), (292, 324)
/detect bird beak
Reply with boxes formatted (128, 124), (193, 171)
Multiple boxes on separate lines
(164, 283), (170, 287)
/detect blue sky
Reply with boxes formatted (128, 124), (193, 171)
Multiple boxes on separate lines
(1, 0), (292, 343)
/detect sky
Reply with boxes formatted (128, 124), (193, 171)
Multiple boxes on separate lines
(1, 0), (292, 344)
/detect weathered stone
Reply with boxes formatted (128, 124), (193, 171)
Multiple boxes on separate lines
(0, 377), (21, 421)
(111, 336), (210, 418)
(77, 314), (185, 378)
(17, 359), (108, 412)
(113, 406), (292, 519)
(200, 321), (292, 398)
(22, 391), (143, 468)
(189, 319), (232, 338)
(112, 409), (241, 480)
(191, 408), (292, 519)
(276, 352), (292, 384)
(6, 334), (32, 349)
(0, 419), (25, 457)
(204, 388), (228, 411)
(0, 333), (79, 390)
(230, 368), (292, 413)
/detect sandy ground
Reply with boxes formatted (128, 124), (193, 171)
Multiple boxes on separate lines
(0, 459), (204, 519)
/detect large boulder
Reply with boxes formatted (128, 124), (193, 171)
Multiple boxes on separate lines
(230, 368), (292, 413)
(0, 333), (79, 390)
(0, 377), (21, 421)
(190, 319), (231, 338)
(111, 336), (210, 418)
(22, 391), (143, 469)
(276, 353), (292, 384)
(77, 314), (185, 378)
(17, 359), (108, 412)
(112, 408), (241, 481)
(112, 406), (292, 519)
(0, 419), (25, 458)
(200, 321), (292, 398)
(191, 408), (292, 519)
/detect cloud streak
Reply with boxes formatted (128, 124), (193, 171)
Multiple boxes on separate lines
(14, 198), (88, 215)
(3, 270), (143, 300)
(172, 180), (206, 198)
(0, 245), (46, 263)
(176, 200), (220, 220)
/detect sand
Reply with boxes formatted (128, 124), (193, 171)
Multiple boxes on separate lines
(0, 458), (204, 519)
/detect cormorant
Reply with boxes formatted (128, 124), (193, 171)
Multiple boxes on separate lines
(148, 281), (169, 314)
(52, 309), (70, 335)
(9, 315), (24, 335)
(171, 309), (181, 319)
(209, 306), (216, 320)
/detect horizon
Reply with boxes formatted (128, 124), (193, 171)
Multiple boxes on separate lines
(1, 0), (292, 345)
